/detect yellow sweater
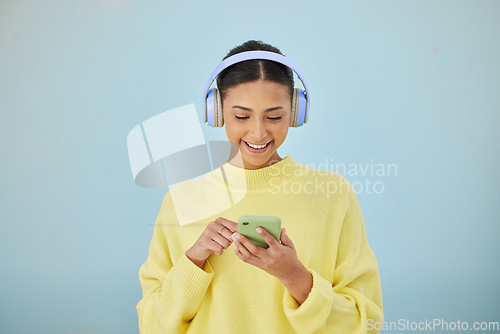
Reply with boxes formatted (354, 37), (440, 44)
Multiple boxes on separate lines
(136, 155), (384, 333)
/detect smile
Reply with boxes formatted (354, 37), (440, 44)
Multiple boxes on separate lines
(243, 140), (273, 152)
(245, 141), (271, 149)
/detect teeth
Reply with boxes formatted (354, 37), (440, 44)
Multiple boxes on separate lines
(246, 141), (269, 149)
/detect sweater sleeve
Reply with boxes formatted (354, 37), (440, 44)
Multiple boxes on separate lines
(136, 192), (215, 334)
(282, 182), (384, 334)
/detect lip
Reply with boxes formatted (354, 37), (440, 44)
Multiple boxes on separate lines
(242, 140), (273, 153)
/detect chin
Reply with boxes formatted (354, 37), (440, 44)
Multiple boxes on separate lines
(242, 154), (274, 168)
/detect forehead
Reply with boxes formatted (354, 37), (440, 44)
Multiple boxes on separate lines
(224, 80), (291, 101)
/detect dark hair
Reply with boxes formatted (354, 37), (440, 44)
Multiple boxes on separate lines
(216, 40), (294, 101)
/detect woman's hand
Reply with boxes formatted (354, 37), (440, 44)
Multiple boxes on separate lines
(231, 227), (313, 304)
(185, 217), (238, 269)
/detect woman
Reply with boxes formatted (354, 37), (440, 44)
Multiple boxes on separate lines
(136, 40), (384, 333)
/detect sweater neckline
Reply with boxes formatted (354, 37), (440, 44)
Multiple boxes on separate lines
(208, 155), (300, 192)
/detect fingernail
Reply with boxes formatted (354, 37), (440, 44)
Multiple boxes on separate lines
(256, 227), (263, 233)
(232, 233), (239, 240)
(232, 243), (237, 250)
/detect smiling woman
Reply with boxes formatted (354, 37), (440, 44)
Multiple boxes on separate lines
(223, 79), (291, 170)
(136, 40), (384, 334)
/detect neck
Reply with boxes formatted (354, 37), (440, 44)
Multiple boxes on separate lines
(208, 155), (298, 192)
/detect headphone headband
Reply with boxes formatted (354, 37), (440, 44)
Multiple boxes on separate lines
(203, 50), (310, 123)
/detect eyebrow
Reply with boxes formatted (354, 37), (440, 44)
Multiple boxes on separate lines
(231, 105), (284, 112)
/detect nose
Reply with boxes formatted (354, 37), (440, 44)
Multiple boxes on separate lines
(249, 118), (267, 139)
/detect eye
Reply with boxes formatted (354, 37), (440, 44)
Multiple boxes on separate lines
(234, 115), (249, 120)
(268, 116), (283, 121)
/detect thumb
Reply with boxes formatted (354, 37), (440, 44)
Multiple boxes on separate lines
(280, 228), (294, 248)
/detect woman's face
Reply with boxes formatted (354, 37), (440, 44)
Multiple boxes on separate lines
(222, 79), (291, 170)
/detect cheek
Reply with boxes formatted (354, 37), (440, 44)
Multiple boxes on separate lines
(224, 127), (236, 142)
(224, 122), (243, 142)
(274, 125), (289, 141)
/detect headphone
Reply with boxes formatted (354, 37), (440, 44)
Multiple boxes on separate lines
(203, 50), (310, 128)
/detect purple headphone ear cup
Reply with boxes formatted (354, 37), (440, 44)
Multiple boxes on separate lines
(296, 89), (307, 127)
(215, 88), (224, 127)
(206, 88), (216, 127)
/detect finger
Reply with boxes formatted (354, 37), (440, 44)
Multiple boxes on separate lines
(232, 243), (242, 258)
(213, 217), (238, 232)
(280, 228), (295, 248)
(232, 232), (263, 256)
(232, 237), (260, 264)
(232, 242), (250, 263)
(217, 224), (236, 242)
(208, 220), (233, 241)
(210, 233), (231, 249)
(215, 217), (239, 233)
(206, 239), (225, 256)
(256, 226), (280, 248)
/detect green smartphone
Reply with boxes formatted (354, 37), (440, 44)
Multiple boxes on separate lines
(238, 215), (281, 249)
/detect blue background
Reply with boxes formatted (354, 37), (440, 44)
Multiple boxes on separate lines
(1, 1), (499, 333)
